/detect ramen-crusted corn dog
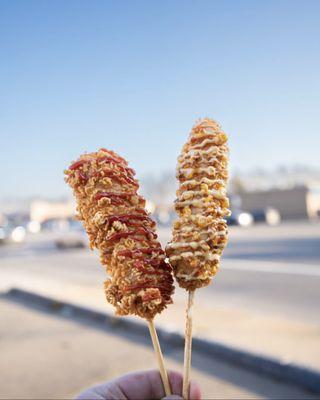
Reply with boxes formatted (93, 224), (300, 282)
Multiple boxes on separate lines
(166, 118), (230, 291)
(65, 149), (174, 320)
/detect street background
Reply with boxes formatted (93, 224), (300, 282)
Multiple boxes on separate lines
(1, 221), (319, 398)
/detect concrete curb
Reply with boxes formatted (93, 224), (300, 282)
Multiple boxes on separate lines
(5, 288), (320, 394)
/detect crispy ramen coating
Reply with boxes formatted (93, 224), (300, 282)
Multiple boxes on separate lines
(166, 118), (230, 291)
(65, 148), (174, 319)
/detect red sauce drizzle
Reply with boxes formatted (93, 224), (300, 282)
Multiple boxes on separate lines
(124, 279), (173, 300)
(117, 247), (162, 258)
(99, 149), (128, 165)
(103, 170), (138, 187)
(142, 293), (161, 302)
(136, 226), (157, 239)
(94, 192), (134, 205)
(108, 214), (150, 225)
(108, 214), (157, 231)
(106, 230), (154, 243)
(124, 280), (153, 291)
(106, 232), (136, 242)
(97, 156), (135, 177)
(79, 172), (88, 183)
(117, 247), (171, 275)
(117, 251), (166, 275)
(133, 260), (153, 274)
(69, 160), (87, 170)
(98, 155), (123, 166)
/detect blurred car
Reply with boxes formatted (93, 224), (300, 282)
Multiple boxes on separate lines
(0, 224), (11, 244)
(41, 218), (70, 232)
(27, 220), (41, 233)
(251, 207), (281, 226)
(226, 210), (253, 227)
(153, 209), (176, 227)
(0, 222), (26, 244)
(54, 219), (88, 249)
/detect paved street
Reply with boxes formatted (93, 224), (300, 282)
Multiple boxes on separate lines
(1, 221), (319, 323)
(2, 220), (319, 265)
(1, 243), (320, 324)
(223, 221), (320, 266)
(0, 296), (317, 400)
(1, 221), (320, 371)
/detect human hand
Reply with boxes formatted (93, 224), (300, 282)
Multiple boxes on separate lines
(76, 370), (201, 400)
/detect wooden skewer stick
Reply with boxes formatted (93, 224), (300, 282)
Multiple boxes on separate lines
(183, 290), (195, 399)
(148, 319), (171, 396)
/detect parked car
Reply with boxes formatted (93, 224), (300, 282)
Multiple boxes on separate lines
(0, 224), (11, 244)
(0, 222), (26, 244)
(226, 210), (254, 227)
(251, 208), (281, 226)
(41, 218), (70, 232)
(153, 209), (176, 227)
(54, 219), (88, 249)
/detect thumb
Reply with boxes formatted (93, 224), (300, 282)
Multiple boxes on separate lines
(162, 396), (183, 400)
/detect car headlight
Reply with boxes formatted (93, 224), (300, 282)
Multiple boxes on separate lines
(238, 212), (253, 227)
(28, 220), (41, 233)
(11, 226), (26, 243)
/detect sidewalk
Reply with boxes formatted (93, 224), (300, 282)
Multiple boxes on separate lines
(1, 252), (319, 372)
(0, 296), (316, 400)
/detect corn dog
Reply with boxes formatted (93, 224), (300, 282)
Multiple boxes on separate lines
(166, 118), (230, 290)
(65, 148), (174, 320)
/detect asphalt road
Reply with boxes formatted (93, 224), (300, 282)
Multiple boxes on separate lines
(0, 221), (319, 325)
(2, 296), (315, 400)
(1, 220), (320, 263)
(160, 220), (320, 266)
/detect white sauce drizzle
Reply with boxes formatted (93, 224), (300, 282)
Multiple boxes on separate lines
(180, 188), (226, 201)
(180, 177), (224, 188)
(178, 166), (217, 178)
(169, 251), (220, 262)
(193, 137), (222, 149)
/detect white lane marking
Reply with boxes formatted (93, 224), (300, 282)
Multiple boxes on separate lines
(223, 264), (320, 277)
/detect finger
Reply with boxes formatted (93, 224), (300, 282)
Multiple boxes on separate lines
(167, 370), (183, 395)
(76, 382), (126, 400)
(77, 370), (167, 400)
(168, 372), (201, 400)
(76, 387), (109, 400)
(77, 370), (189, 400)
(117, 369), (184, 399)
(117, 369), (166, 399)
(189, 379), (202, 400)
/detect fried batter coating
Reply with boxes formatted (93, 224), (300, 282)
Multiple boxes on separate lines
(166, 118), (230, 291)
(65, 148), (174, 319)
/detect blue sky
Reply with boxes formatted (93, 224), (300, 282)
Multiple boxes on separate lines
(1, 0), (319, 198)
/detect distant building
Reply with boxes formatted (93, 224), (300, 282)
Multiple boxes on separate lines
(240, 185), (320, 220)
(30, 200), (76, 222)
